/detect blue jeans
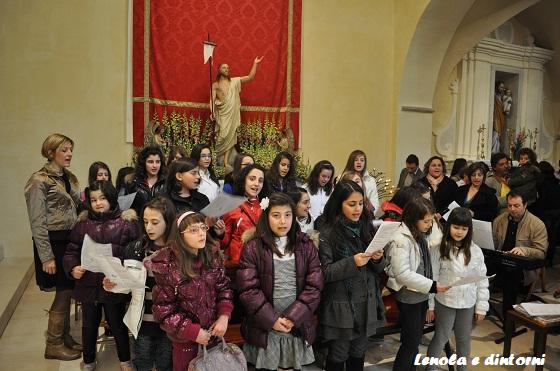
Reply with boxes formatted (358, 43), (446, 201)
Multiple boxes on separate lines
(134, 332), (173, 371)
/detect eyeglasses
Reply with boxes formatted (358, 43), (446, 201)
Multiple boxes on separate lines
(181, 224), (209, 234)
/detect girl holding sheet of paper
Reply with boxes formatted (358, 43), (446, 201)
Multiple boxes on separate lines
(385, 197), (448, 371)
(63, 181), (139, 371)
(103, 196), (176, 371)
(426, 207), (489, 371)
(318, 180), (385, 371)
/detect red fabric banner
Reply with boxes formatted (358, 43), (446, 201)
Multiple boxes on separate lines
(133, 0), (301, 148)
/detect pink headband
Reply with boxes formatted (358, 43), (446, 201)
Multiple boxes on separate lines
(177, 211), (195, 227)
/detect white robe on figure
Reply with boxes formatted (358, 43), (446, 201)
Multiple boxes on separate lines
(214, 77), (242, 157)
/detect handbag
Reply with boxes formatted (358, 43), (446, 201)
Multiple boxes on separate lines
(187, 337), (247, 371)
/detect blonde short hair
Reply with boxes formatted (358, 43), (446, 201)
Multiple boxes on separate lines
(41, 134), (74, 160)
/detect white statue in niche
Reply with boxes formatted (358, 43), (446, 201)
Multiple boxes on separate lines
(502, 88), (513, 115)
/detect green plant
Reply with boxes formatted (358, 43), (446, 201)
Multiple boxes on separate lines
(148, 110), (311, 180)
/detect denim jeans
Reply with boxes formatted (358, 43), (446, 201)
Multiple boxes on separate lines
(134, 332), (172, 371)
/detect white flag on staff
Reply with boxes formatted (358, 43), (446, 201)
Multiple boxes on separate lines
(203, 41), (216, 64)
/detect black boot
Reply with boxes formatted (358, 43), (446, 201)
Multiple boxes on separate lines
(325, 359), (345, 371)
(345, 356), (365, 371)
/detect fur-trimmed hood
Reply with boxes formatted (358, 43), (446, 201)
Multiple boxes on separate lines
(77, 208), (137, 222)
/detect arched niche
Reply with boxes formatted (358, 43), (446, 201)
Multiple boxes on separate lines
(396, 0), (540, 171)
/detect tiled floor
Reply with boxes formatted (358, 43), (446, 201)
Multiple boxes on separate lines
(0, 270), (559, 370)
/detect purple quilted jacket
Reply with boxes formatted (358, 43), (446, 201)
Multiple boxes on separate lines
(237, 231), (324, 348)
(145, 246), (234, 343)
(63, 208), (139, 303)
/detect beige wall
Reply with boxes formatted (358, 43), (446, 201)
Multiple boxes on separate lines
(0, 0), (132, 258)
(1, 0), (433, 258)
(301, 0), (429, 178)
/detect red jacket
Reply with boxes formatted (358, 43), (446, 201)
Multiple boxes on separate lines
(145, 246), (234, 343)
(237, 231), (324, 348)
(221, 199), (262, 263)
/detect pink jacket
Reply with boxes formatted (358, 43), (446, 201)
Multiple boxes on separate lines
(145, 246), (234, 343)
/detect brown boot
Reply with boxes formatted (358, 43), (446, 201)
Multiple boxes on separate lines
(44, 310), (81, 360)
(63, 308), (83, 351)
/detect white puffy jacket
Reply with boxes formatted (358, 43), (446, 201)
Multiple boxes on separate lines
(385, 223), (442, 294)
(362, 171), (380, 213)
(429, 242), (489, 315)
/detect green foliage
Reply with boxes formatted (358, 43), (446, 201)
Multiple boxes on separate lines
(151, 110), (311, 181)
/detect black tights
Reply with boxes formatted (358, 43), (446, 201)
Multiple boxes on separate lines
(82, 302), (130, 364)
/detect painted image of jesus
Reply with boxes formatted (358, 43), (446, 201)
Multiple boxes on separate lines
(210, 56), (263, 169)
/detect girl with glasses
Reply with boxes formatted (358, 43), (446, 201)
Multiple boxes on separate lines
(145, 211), (233, 371)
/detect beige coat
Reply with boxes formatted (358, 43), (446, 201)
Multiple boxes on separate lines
(492, 210), (548, 284)
(24, 162), (81, 262)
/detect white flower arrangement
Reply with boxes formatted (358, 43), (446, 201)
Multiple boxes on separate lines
(260, 197), (270, 211)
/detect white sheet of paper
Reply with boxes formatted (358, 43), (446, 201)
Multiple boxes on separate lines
(98, 257), (146, 290)
(120, 259), (147, 339)
(365, 222), (400, 253)
(472, 219), (495, 250)
(81, 234), (114, 272)
(442, 201), (461, 220)
(451, 274), (495, 287)
(200, 193), (246, 218)
(118, 192), (137, 210)
(520, 303), (560, 316)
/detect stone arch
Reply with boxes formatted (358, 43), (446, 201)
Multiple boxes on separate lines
(395, 0), (539, 171)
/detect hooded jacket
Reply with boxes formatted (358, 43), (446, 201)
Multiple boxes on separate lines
(63, 208), (139, 303)
(236, 231), (323, 348)
(145, 246), (234, 343)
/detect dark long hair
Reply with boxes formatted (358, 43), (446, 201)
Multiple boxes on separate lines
(322, 181), (375, 255)
(170, 211), (220, 280)
(190, 144), (220, 186)
(450, 158), (467, 178)
(233, 163), (268, 198)
(440, 207), (473, 265)
(343, 149), (367, 176)
(402, 197), (436, 243)
(165, 157), (198, 195)
(323, 181), (372, 228)
(88, 161), (112, 186)
(135, 145), (166, 180)
(115, 166), (134, 192)
(288, 187), (312, 224)
(253, 193), (298, 258)
(306, 160), (335, 195)
(389, 186), (422, 209)
(86, 181), (119, 212)
(140, 197), (176, 249)
(267, 151), (296, 190)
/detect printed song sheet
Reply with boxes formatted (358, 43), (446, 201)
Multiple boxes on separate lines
(365, 222), (400, 254)
(451, 274), (495, 287)
(200, 193), (246, 218)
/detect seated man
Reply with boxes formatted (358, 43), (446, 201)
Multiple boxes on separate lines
(396, 154), (424, 189)
(492, 190), (548, 319)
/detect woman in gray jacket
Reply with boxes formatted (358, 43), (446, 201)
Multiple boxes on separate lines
(24, 134), (82, 361)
